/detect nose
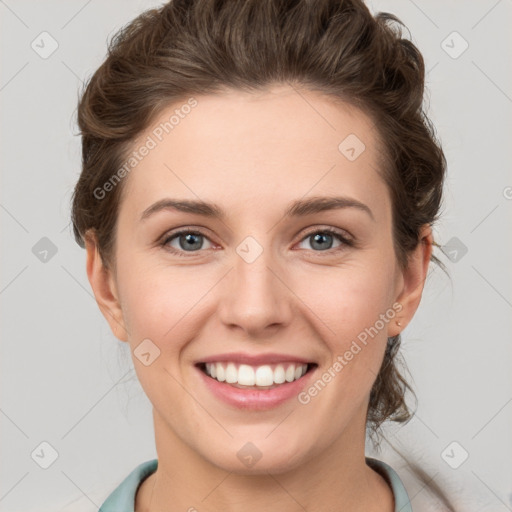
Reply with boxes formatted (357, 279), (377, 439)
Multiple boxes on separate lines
(217, 243), (293, 337)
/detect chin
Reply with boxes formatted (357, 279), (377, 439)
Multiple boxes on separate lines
(203, 435), (311, 476)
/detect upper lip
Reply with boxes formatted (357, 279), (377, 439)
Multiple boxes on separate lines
(196, 352), (316, 366)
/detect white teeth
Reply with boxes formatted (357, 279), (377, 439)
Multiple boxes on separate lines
(238, 364), (255, 386)
(285, 365), (296, 382)
(225, 363), (237, 384)
(203, 362), (309, 387)
(255, 365), (274, 386)
(274, 365), (286, 384)
(216, 363), (226, 382)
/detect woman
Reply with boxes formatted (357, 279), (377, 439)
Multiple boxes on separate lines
(71, 0), (454, 510)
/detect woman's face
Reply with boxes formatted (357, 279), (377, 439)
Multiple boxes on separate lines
(87, 84), (427, 474)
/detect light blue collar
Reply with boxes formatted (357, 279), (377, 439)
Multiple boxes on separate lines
(99, 457), (413, 511)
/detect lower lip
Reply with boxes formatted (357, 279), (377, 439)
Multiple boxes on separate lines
(196, 364), (317, 411)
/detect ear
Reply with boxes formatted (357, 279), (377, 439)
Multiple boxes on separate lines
(389, 224), (433, 337)
(84, 230), (129, 342)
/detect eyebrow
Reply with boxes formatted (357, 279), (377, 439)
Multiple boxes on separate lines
(140, 195), (375, 222)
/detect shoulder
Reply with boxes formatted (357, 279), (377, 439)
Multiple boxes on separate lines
(366, 456), (413, 512)
(98, 459), (158, 512)
(40, 460), (158, 512)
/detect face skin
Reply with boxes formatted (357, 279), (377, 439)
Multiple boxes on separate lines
(85, 85), (432, 512)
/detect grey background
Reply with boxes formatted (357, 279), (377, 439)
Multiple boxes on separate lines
(1, 1), (511, 511)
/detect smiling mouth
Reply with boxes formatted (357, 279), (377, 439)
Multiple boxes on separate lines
(196, 362), (318, 390)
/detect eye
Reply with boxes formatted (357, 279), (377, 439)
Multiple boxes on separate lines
(296, 228), (353, 254)
(160, 227), (353, 257)
(161, 229), (214, 256)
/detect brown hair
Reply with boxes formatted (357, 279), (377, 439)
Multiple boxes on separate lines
(71, 0), (452, 507)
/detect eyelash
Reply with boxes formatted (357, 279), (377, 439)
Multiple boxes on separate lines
(159, 227), (354, 258)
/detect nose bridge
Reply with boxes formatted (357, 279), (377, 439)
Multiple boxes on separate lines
(218, 233), (291, 333)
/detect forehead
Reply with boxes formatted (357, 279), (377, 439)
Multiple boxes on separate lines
(119, 85), (389, 220)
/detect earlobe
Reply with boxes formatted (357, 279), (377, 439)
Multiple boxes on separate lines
(84, 230), (129, 342)
(390, 225), (433, 337)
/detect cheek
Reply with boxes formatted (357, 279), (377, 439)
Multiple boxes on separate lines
(116, 262), (211, 407)
(300, 259), (397, 388)
(306, 262), (396, 343)
(117, 255), (222, 363)
(290, 262), (396, 434)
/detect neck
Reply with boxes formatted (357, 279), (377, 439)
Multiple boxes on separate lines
(136, 408), (394, 512)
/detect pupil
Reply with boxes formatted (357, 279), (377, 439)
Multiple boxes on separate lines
(181, 233), (202, 251)
(312, 233), (332, 251)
